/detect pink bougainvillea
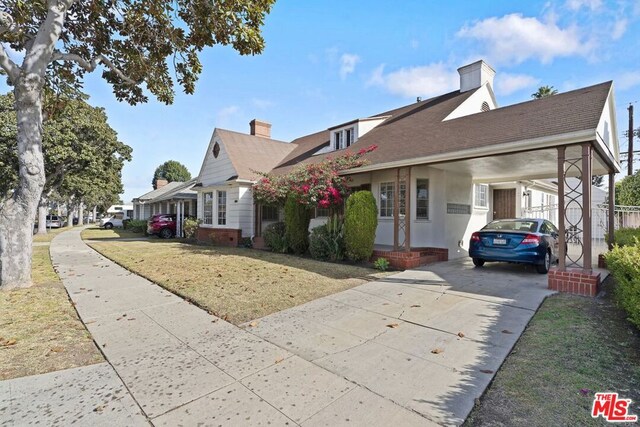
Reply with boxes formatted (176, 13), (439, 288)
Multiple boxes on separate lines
(253, 145), (377, 208)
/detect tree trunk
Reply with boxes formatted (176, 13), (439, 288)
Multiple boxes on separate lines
(78, 202), (84, 226)
(67, 201), (75, 228)
(36, 196), (48, 235)
(92, 206), (97, 224)
(0, 74), (46, 289)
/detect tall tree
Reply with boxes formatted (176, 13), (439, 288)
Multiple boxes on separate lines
(615, 172), (640, 206)
(531, 85), (559, 99)
(0, 0), (274, 289)
(152, 160), (191, 189)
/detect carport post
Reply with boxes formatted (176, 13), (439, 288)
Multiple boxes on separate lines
(393, 168), (400, 251)
(557, 147), (566, 270)
(608, 172), (615, 250)
(582, 143), (593, 271)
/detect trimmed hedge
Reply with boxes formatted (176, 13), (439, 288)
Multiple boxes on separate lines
(344, 191), (378, 261)
(123, 219), (146, 233)
(605, 239), (640, 329)
(613, 228), (640, 247)
(284, 195), (311, 254)
(264, 222), (288, 253)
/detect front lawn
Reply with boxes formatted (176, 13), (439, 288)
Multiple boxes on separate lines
(81, 226), (146, 240)
(85, 240), (390, 324)
(0, 245), (103, 380)
(465, 278), (640, 426)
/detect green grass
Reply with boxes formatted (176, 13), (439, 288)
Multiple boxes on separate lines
(0, 245), (103, 380)
(465, 281), (640, 426)
(81, 226), (145, 240)
(85, 239), (391, 325)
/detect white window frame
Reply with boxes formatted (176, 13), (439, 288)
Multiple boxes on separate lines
(379, 181), (406, 218)
(334, 131), (343, 150)
(474, 184), (489, 209)
(345, 127), (354, 148)
(203, 192), (214, 225)
(217, 190), (227, 226)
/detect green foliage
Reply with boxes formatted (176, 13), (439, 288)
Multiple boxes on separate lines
(0, 93), (131, 202)
(2, 0), (275, 105)
(284, 194), (311, 255)
(531, 85), (558, 99)
(615, 172), (640, 206)
(123, 219), (146, 233)
(374, 257), (390, 271)
(605, 242), (640, 329)
(611, 228), (640, 247)
(183, 217), (200, 239)
(344, 191), (378, 261)
(152, 160), (192, 189)
(309, 215), (345, 261)
(263, 222), (287, 253)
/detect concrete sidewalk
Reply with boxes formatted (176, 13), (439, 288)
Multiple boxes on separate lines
(2, 228), (553, 426)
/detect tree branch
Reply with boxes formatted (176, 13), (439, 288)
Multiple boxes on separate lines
(51, 51), (136, 85)
(0, 43), (19, 83)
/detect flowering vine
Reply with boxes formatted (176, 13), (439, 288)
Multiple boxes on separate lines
(253, 145), (377, 208)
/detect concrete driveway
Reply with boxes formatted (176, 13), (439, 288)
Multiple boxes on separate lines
(247, 258), (555, 425)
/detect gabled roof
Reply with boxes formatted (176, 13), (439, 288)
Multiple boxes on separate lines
(271, 81), (613, 175)
(214, 129), (297, 180)
(153, 178), (198, 202)
(132, 181), (184, 202)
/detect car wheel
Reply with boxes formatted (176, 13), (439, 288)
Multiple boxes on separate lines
(537, 251), (551, 274)
(104, 223), (114, 230)
(159, 228), (174, 239)
(472, 258), (485, 267)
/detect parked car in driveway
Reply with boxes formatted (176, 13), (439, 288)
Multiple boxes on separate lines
(100, 216), (124, 229)
(469, 218), (560, 274)
(146, 214), (176, 238)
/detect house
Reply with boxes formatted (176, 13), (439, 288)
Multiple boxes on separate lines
(132, 179), (197, 220)
(193, 59), (620, 290)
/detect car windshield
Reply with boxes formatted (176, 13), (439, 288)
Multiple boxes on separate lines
(483, 220), (539, 233)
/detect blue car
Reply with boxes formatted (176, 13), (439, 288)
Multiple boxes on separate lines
(469, 218), (560, 274)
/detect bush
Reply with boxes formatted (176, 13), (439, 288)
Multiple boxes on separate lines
(123, 219), (146, 233)
(613, 228), (640, 247)
(374, 257), (390, 271)
(605, 240), (640, 329)
(344, 191), (378, 261)
(183, 217), (200, 239)
(284, 194), (311, 254)
(309, 215), (345, 261)
(264, 222), (288, 253)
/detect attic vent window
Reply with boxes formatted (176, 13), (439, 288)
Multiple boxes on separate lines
(481, 102), (490, 112)
(213, 142), (220, 158)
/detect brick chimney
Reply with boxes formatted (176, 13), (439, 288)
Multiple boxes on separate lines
(458, 60), (495, 93)
(249, 119), (271, 138)
(155, 179), (169, 189)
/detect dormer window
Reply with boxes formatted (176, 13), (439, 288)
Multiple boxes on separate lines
(333, 127), (356, 150)
(345, 127), (354, 148)
(334, 131), (343, 150)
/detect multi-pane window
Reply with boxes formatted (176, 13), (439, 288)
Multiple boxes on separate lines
(345, 128), (354, 148)
(416, 179), (429, 219)
(379, 181), (406, 217)
(334, 131), (343, 150)
(262, 205), (279, 221)
(474, 184), (488, 208)
(203, 192), (213, 225)
(217, 191), (227, 225)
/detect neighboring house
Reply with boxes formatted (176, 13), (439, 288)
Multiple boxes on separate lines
(132, 179), (197, 220)
(190, 59), (619, 268)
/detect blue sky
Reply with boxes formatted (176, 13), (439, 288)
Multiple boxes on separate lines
(7, 0), (640, 202)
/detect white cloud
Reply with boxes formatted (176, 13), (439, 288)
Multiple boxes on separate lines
(368, 62), (459, 98)
(457, 13), (594, 65)
(495, 73), (541, 96)
(566, 0), (602, 11)
(216, 105), (240, 126)
(617, 71), (640, 91)
(339, 53), (360, 80)
(251, 98), (274, 109)
(612, 18), (628, 40)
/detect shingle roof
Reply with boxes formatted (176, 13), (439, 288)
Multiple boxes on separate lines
(153, 178), (198, 202)
(216, 129), (297, 180)
(133, 181), (184, 202)
(271, 81), (612, 174)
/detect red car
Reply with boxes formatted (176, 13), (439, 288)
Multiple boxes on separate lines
(146, 214), (176, 238)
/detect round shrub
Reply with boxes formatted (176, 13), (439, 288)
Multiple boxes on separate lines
(284, 194), (311, 254)
(183, 217), (200, 239)
(344, 191), (378, 261)
(264, 222), (288, 253)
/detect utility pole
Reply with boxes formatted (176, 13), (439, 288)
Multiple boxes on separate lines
(628, 104), (634, 176)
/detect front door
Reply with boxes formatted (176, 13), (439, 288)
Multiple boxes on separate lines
(493, 189), (516, 220)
